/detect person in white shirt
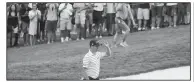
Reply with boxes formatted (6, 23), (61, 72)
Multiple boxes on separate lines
(82, 39), (112, 80)
(106, 3), (116, 36)
(166, 3), (178, 27)
(73, 3), (89, 40)
(28, 3), (41, 46)
(58, 3), (73, 42)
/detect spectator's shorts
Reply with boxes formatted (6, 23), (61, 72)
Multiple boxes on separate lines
(59, 19), (72, 30)
(137, 8), (150, 20)
(75, 13), (86, 25)
(151, 6), (163, 17)
(115, 17), (130, 32)
(46, 20), (57, 32)
(21, 21), (29, 33)
(93, 10), (103, 24)
(166, 5), (177, 16)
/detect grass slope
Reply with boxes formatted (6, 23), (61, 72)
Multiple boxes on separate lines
(7, 25), (191, 80)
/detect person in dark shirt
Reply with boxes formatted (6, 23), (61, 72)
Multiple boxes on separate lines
(166, 3), (178, 27)
(37, 3), (47, 42)
(137, 3), (150, 31)
(7, 4), (20, 47)
(19, 3), (31, 46)
(177, 3), (185, 25)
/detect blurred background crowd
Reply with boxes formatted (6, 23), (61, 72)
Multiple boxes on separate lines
(6, 3), (190, 47)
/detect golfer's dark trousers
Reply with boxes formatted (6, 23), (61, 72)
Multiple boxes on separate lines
(88, 76), (99, 80)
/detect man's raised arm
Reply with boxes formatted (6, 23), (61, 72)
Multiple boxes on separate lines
(99, 40), (112, 57)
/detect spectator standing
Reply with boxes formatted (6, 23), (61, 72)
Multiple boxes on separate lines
(19, 3), (31, 46)
(93, 3), (106, 38)
(85, 3), (94, 37)
(45, 3), (58, 44)
(37, 3), (47, 42)
(177, 3), (185, 25)
(183, 3), (190, 25)
(7, 4), (20, 47)
(73, 3), (89, 40)
(70, 3), (77, 37)
(150, 3), (164, 30)
(137, 3), (150, 31)
(28, 3), (41, 46)
(106, 3), (116, 36)
(58, 3), (73, 42)
(166, 3), (177, 27)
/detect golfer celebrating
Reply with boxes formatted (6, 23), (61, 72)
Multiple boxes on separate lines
(82, 39), (112, 80)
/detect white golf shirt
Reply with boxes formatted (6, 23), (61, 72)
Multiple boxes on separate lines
(83, 50), (106, 79)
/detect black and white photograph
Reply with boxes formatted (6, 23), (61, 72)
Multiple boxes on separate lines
(6, 2), (191, 80)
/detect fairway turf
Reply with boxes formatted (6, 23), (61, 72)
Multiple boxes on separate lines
(7, 25), (190, 80)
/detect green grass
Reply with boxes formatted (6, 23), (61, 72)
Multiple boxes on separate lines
(7, 25), (191, 80)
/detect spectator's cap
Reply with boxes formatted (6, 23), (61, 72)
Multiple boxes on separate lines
(90, 39), (100, 47)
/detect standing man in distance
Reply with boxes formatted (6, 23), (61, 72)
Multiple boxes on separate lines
(58, 3), (73, 42)
(137, 3), (150, 31)
(45, 3), (58, 44)
(37, 3), (47, 42)
(150, 3), (164, 30)
(73, 3), (89, 40)
(93, 3), (106, 39)
(106, 3), (116, 36)
(19, 3), (31, 46)
(166, 3), (178, 27)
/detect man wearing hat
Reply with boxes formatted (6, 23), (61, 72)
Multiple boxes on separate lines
(82, 39), (112, 80)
